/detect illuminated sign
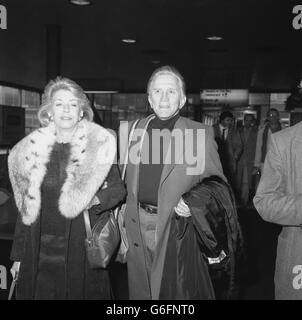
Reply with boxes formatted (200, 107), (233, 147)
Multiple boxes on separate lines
(200, 89), (249, 107)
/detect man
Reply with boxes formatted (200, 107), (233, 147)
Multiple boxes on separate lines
(254, 108), (282, 173)
(119, 66), (225, 300)
(253, 119), (302, 299)
(213, 111), (243, 193)
(236, 113), (258, 206)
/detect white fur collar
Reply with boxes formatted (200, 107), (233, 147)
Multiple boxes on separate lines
(8, 119), (116, 225)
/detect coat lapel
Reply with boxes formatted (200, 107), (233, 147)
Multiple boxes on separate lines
(151, 117), (189, 298)
(128, 115), (155, 198)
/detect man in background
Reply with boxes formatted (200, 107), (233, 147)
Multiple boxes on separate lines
(213, 111), (243, 195)
(254, 108), (282, 174)
(236, 114), (258, 207)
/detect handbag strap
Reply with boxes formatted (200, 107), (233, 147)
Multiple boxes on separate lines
(84, 119), (140, 233)
(120, 118), (140, 181)
(113, 119), (139, 220)
(83, 209), (93, 240)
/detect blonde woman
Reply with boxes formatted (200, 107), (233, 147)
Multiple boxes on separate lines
(9, 77), (126, 299)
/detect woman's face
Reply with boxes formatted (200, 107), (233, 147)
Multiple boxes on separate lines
(50, 89), (82, 131)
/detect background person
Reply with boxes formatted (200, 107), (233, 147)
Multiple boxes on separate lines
(213, 111), (243, 195)
(236, 114), (258, 207)
(254, 108), (282, 174)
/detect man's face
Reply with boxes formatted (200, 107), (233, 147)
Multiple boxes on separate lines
(244, 115), (255, 128)
(267, 110), (279, 125)
(221, 117), (233, 129)
(148, 73), (186, 120)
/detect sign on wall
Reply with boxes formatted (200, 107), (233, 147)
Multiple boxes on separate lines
(200, 89), (249, 107)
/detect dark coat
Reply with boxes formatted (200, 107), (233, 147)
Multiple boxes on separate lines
(236, 126), (258, 197)
(10, 164), (126, 300)
(213, 124), (243, 189)
(160, 176), (244, 300)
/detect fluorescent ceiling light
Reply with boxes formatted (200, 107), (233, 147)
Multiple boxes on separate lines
(151, 60), (161, 64)
(207, 36), (223, 41)
(122, 38), (136, 44)
(69, 0), (92, 6)
(85, 91), (119, 94)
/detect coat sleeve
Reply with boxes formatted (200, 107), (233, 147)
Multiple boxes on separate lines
(200, 126), (225, 181)
(10, 213), (29, 261)
(254, 127), (264, 168)
(93, 164), (127, 213)
(253, 133), (302, 226)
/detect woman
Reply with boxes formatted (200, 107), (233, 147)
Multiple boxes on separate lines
(8, 77), (126, 300)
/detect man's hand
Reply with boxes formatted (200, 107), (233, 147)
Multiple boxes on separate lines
(174, 198), (191, 217)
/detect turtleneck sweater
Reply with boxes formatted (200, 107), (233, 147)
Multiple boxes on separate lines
(138, 113), (180, 205)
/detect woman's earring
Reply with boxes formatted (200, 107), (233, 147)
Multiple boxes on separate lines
(48, 113), (53, 121)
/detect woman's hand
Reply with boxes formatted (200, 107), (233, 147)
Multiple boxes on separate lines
(10, 261), (20, 280)
(86, 196), (101, 210)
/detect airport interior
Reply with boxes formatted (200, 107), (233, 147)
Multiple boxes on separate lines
(1, 0), (302, 300)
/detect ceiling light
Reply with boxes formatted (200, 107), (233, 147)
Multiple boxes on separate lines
(207, 36), (223, 41)
(151, 60), (161, 64)
(122, 38), (136, 44)
(69, 0), (92, 6)
(85, 91), (119, 94)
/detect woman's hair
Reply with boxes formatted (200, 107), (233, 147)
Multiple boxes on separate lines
(37, 77), (94, 126)
(147, 65), (186, 96)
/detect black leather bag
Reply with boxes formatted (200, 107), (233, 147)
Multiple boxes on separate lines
(83, 209), (120, 269)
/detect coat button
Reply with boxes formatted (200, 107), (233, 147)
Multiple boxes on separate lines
(134, 243), (139, 247)
(131, 218), (136, 223)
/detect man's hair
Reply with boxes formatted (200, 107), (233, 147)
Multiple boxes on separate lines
(219, 111), (234, 122)
(147, 65), (186, 96)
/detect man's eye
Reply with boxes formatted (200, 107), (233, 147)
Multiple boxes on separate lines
(71, 103), (78, 107)
(55, 102), (62, 107)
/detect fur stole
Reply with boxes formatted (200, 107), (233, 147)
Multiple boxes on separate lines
(8, 119), (116, 225)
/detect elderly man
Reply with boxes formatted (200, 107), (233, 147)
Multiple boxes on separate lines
(119, 65), (225, 300)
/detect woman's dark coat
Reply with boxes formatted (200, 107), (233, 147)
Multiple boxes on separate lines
(10, 165), (126, 300)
